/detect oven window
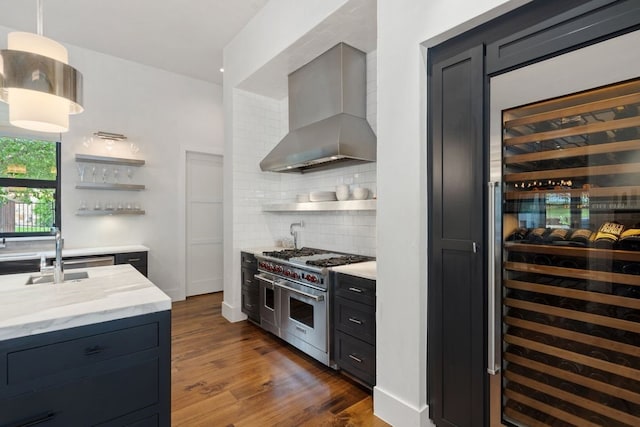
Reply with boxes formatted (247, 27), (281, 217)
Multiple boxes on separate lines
(289, 296), (314, 328)
(265, 288), (275, 310)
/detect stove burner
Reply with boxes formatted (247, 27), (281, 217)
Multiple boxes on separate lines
(306, 255), (371, 267)
(262, 247), (329, 260)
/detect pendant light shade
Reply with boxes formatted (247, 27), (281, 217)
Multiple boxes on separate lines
(0, 7), (83, 133)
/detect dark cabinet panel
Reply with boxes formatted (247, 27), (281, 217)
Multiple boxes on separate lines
(334, 274), (375, 306)
(334, 331), (375, 387)
(240, 252), (260, 324)
(115, 251), (148, 276)
(428, 45), (485, 427)
(333, 272), (376, 387)
(487, 0), (640, 75)
(0, 311), (170, 427)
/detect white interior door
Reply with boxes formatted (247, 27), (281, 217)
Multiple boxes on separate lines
(186, 151), (223, 296)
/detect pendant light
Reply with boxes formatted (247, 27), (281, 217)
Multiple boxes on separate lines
(0, 0), (83, 133)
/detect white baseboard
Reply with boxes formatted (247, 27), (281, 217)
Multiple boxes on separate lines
(222, 300), (248, 323)
(373, 386), (434, 427)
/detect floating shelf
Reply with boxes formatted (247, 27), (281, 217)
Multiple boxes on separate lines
(76, 209), (145, 216)
(75, 154), (145, 166)
(262, 199), (376, 212)
(75, 182), (145, 191)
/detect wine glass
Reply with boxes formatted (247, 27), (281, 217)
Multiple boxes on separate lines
(77, 164), (86, 182)
(127, 167), (134, 182)
(102, 167), (110, 183)
(91, 165), (97, 183)
(113, 168), (120, 183)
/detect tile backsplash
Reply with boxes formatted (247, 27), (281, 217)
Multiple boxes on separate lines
(232, 51), (377, 256)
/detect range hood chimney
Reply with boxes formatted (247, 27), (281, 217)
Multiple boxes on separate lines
(260, 43), (376, 173)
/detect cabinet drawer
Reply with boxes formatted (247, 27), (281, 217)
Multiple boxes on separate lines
(334, 331), (375, 387)
(334, 297), (375, 344)
(241, 251), (257, 270)
(115, 252), (148, 276)
(241, 267), (257, 287)
(334, 273), (376, 305)
(0, 358), (159, 427)
(241, 286), (260, 323)
(7, 322), (158, 386)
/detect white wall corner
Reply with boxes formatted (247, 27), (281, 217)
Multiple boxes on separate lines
(222, 300), (248, 323)
(373, 387), (434, 427)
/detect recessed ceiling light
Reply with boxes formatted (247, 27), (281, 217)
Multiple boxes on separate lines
(219, 68), (224, 73)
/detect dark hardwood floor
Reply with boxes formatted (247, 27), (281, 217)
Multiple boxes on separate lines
(171, 292), (390, 426)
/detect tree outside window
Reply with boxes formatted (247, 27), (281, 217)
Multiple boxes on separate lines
(0, 136), (61, 236)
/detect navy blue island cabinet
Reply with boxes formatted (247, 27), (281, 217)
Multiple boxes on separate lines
(0, 311), (171, 427)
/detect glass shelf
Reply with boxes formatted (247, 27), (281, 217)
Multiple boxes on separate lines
(75, 182), (145, 191)
(75, 154), (145, 166)
(76, 209), (145, 216)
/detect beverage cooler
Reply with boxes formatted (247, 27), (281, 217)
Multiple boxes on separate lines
(489, 31), (640, 427)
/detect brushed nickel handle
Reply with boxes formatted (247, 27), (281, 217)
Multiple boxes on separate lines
(348, 287), (363, 293)
(348, 317), (363, 325)
(487, 181), (500, 375)
(348, 354), (363, 363)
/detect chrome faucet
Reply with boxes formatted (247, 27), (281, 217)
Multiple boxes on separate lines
(290, 221), (304, 249)
(52, 226), (64, 283)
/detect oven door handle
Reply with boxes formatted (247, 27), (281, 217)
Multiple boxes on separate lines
(254, 273), (275, 289)
(274, 280), (324, 302)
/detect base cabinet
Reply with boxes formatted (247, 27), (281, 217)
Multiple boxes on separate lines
(0, 311), (170, 427)
(333, 272), (376, 387)
(241, 251), (260, 324)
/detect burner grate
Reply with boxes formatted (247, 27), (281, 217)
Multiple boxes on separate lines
(306, 255), (371, 267)
(262, 247), (329, 260)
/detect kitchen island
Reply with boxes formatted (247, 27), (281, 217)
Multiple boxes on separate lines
(0, 264), (171, 426)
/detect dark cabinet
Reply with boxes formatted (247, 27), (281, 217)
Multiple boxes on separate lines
(428, 45), (485, 427)
(241, 251), (260, 324)
(115, 251), (148, 277)
(333, 272), (376, 387)
(0, 250), (148, 277)
(0, 311), (170, 427)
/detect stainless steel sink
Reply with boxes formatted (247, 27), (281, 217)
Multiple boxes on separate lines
(25, 271), (90, 285)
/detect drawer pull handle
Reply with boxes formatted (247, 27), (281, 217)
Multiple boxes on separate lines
(348, 317), (363, 325)
(244, 280), (253, 285)
(295, 326), (307, 334)
(245, 303), (254, 309)
(85, 345), (106, 356)
(127, 258), (141, 262)
(348, 287), (363, 293)
(16, 411), (56, 426)
(348, 354), (363, 363)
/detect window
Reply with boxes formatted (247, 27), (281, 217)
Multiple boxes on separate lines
(0, 136), (61, 237)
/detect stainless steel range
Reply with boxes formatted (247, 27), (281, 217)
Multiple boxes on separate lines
(254, 247), (371, 367)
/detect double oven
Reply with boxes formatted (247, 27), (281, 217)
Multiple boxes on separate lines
(254, 248), (370, 367)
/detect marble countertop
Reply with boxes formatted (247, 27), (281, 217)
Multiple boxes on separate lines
(331, 261), (377, 280)
(0, 264), (171, 341)
(0, 245), (149, 262)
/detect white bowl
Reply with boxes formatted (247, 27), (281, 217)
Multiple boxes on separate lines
(336, 185), (349, 201)
(353, 187), (369, 200)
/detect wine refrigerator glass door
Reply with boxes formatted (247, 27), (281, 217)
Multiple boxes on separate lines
(490, 29), (640, 426)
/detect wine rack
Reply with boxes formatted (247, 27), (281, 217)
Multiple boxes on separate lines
(501, 78), (640, 426)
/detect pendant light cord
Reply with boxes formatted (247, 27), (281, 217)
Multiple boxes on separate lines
(36, 0), (43, 35)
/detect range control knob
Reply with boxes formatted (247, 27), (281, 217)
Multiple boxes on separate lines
(292, 272), (299, 279)
(308, 275), (318, 283)
(285, 270), (292, 277)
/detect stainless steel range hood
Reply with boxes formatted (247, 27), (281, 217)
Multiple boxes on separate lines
(260, 43), (376, 173)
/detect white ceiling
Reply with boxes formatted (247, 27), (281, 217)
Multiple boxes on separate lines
(0, 0), (270, 85)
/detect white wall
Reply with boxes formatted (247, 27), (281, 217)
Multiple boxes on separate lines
(0, 25), (224, 300)
(375, 1), (521, 426)
(222, 0), (352, 321)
